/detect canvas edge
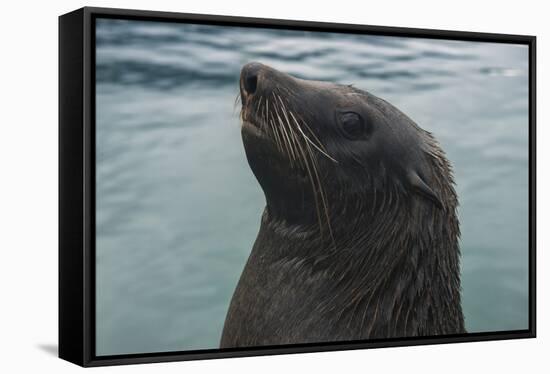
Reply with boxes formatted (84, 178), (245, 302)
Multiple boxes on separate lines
(59, 7), (86, 367)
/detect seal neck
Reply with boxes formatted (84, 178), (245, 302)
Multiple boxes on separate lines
(257, 197), (464, 337)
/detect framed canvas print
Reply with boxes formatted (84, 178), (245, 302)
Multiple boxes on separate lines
(59, 6), (536, 367)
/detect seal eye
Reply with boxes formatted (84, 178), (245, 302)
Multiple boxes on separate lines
(339, 112), (365, 140)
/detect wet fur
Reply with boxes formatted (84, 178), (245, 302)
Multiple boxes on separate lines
(220, 63), (465, 348)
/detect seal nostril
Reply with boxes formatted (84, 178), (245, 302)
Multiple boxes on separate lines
(245, 74), (258, 95)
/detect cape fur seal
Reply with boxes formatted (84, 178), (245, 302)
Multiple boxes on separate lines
(220, 62), (464, 348)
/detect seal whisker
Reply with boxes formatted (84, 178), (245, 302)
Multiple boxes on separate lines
(255, 96), (265, 131)
(279, 105), (335, 240)
(292, 112), (330, 153)
(265, 99), (284, 152)
(304, 140), (335, 243)
(275, 93), (305, 169)
(268, 116), (283, 152)
(262, 96), (267, 122)
(273, 88), (322, 152)
(274, 90), (327, 235)
(289, 111), (338, 163)
(275, 115), (293, 164)
(263, 101), (272, 129)
(269, 100), (285, 153)
(234, 92), (241, 115)
(276, 95), (301, 167)
(273, 95), (297, 166)
(274, 89), (334, 165)
(293, 130), (326, 238)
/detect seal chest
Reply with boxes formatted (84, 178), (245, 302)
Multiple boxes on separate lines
(220, 62), (464, 348)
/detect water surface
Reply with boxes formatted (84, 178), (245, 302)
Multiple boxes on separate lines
(95, 19), (529, 355)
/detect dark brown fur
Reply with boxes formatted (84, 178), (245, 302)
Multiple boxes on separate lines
(220, 62), (464, 348)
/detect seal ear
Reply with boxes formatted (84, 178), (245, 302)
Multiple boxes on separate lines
(407, 170), (443, 209)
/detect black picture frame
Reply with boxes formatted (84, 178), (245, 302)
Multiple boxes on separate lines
(59, 6), (537, 367)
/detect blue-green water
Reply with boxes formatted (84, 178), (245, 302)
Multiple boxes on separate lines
(95, 19), (529, 356)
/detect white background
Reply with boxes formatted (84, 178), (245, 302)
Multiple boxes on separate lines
(0, 0), (546, 372)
